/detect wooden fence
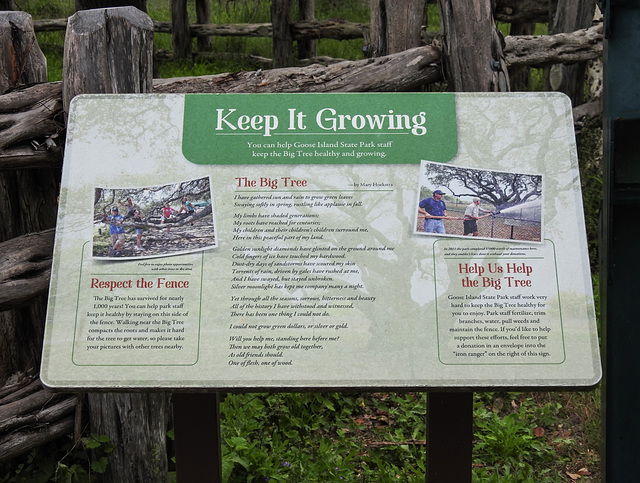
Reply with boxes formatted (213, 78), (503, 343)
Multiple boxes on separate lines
(26, 0), (598, 69)
(0, 2), (603, 481)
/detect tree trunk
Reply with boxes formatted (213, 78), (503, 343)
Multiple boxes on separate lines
(0, 11), (58, 386)
(271, 0), (293, 67)
(546, 0), (596, 106)
(195, 0), (212, 52)
(75, 0), (147, 12)
(62, 8), (169, 482)
(171, 0), (191, 59)
(368, 0), (426, 57)
(297, 0), (316, 60)
(437, 0), (509, 92)
(87, 393), (171, 482)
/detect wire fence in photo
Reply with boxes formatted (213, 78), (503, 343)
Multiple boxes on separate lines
(416, 203), (541, 242)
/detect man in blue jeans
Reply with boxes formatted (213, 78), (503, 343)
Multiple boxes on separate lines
(419, 189), (448, 234)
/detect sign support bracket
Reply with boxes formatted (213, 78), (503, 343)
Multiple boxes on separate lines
(173, 393), (222, 483)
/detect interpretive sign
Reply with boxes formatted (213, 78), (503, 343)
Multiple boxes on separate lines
(41, 92), (601, 390)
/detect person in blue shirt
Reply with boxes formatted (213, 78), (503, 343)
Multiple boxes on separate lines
(107, 206), (125, 255)
(419, 189), (448, 234)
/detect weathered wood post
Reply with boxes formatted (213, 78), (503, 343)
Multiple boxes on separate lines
(508, 22), (535, 91)
(171, 0), (191, 59)
(195, 0), (212, 52)
(63, 7), (154, 110)
(368, 0), (426, 57)
(0, 11), (59, 385)
(272, 0), (293, 67)
(547, 0), (597, 106)
(297, 0), (316, 60)
(63, 8), (171, 482)
(0, 11), (70, 465)
(437, 0), (509, 92)
(0, 11), (47, 94)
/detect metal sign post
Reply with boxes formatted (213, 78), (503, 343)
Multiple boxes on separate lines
(173, 393), (222, 483)
(600, 1), (640, 480)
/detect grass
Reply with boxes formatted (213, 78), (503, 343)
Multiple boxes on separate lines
(7, 1), (603, 482)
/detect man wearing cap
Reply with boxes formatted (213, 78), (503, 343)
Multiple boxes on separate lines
(107, 206), (125, 255)
(463, 197), (492, 236)
(419, 190), (448, 234)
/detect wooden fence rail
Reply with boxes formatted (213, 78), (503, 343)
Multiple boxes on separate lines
(0, 20), (603, 172)
(33, 17), (367, 40)
(28, 0), (551, 37)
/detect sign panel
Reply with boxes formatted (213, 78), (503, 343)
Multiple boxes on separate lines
(41, 93), (601, 390)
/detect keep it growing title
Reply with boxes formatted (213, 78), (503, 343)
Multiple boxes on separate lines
(214, 107), (429, 137)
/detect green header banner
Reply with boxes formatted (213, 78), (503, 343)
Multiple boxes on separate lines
(182, 93), (458, 165)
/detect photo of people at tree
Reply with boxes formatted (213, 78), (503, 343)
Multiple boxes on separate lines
(93, 176), (216, 258)
(415, 161), (543, 242)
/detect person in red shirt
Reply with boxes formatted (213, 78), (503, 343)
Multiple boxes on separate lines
(161, 203), (178, 233)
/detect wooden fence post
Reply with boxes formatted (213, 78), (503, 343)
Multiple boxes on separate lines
(437, 0), (509, 92)
(368, 0), (426, 57)
(63, 6), (154, 111)
(171, 0), (191, 59)
(547, 0), (596, 106)
(62, 8), (170, 482)
(272, 0), (293, 68)
(0, 11), (47, 95)
(508, 22), (535, 91)
(0, 11), (58, 384)
(297, 0), (316, 60)
(195, 0), (212, 52)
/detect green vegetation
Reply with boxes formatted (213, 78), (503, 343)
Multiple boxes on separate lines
(4, 0), (603, 481)
(220, 392), (427, 482)
(0, 433), (114, 483)
(218, 389), (601, 481)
